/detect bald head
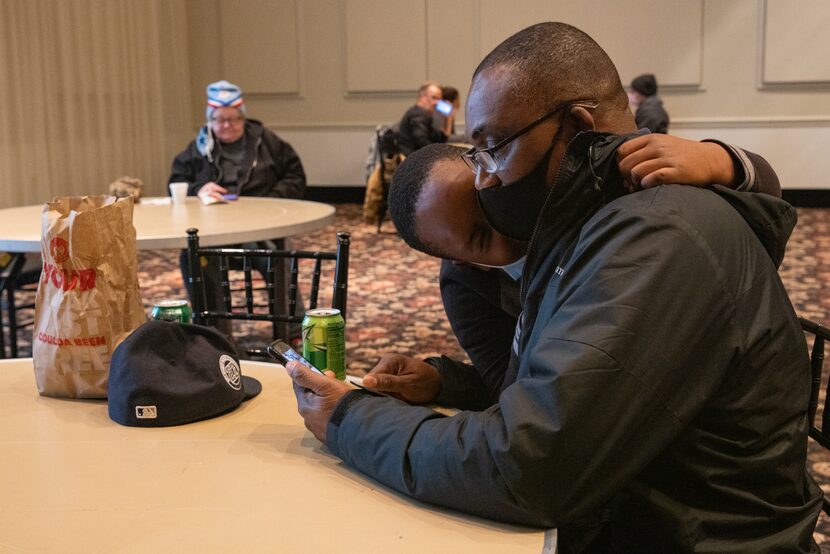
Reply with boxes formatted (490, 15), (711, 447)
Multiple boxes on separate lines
(472, 22), (628, 118)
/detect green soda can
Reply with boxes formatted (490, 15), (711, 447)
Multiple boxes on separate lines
(151, 300), (192, 324)
(302, 308), (346, 380)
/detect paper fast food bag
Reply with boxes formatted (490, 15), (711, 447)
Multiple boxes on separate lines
(33, 195), (146, 398)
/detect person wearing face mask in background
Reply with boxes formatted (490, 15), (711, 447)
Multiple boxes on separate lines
(628, 73), (669, 134)
(435, 128), (783, 402)
(283, 22), (819, 551)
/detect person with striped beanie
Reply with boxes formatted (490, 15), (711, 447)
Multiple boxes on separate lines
(168, 79), (307, 340)
(169, 79), (305, 201)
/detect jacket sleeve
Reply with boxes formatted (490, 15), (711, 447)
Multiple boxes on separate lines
(169, 143), (204, 196)
(703, 140), (782, 198)
(262, 132), (307, 198)
(427, 355), (493, 411)
(439, 260), (518, 401)
(408, 111), (447, 151)
(327, 202), (738, 528)
(634, 103), (665, 134)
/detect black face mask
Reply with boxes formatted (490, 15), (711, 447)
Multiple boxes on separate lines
(476, 131), (560, 241)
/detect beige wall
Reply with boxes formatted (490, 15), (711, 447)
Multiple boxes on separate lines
(184, 0), (830, 189)
(2, 0), (828, 209)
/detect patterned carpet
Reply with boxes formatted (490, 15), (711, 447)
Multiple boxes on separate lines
(5, 202), (830, 547)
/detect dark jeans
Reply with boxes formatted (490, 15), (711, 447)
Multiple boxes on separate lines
(179, 239), (303, 340)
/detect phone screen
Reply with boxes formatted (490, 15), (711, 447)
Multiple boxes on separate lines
(267, 340), (325, 375)
(270, 339), (391, 396)
(435, 100), (453, 116)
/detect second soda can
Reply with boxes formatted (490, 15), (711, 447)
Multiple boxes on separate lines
(151, 300), (192, 324)
(302, 308), (346, 380)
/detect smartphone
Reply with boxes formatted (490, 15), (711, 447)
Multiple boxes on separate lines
(268, 339), (390, 396)
(435, 100), (453, 116)
(267, 339), (325, 375)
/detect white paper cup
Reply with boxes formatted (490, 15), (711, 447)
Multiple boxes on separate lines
(169, 182), (188, 204)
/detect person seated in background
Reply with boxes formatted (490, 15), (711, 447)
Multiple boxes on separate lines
(170, 79), (305, 201)
(283, 22), (820, 551)
(437, 85), (469, 143)
(628, 73), (669, 134)
(436, 132), (785, 401)
(168, 80), (307, 339)
(396, 80), (449, 155)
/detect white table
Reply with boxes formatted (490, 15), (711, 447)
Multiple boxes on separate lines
(0, 196), (336, 252)
(0, 359), (552, 553)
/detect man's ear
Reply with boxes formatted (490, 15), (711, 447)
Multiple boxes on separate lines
(568, 105), (596, 132)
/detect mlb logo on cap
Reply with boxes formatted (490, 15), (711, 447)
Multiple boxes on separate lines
(108, 320), (261, 427)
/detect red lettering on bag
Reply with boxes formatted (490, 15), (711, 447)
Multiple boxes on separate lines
(79, 269), (96, 290)
(64, 271), (79, 291)
(37, 332), (106, 347)
(41, 262), (97, 292)
(51, 266), (63, 288)
(50, 237), (69, 263)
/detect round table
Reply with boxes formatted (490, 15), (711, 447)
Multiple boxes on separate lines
(0, 358), (552, 552)
(0, 196), (336, 252)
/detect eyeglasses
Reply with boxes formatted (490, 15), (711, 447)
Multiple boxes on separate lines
(210, 116), (244, 126)
(462, 99), (599, 174)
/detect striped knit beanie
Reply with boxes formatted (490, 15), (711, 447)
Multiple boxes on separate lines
(198, 80), (246, 158)
(205, 80), (246, 120)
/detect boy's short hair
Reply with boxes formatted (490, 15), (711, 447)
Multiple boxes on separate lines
(389, 144), (467, 257)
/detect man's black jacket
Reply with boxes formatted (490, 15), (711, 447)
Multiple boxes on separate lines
(329, 132), (821, 552)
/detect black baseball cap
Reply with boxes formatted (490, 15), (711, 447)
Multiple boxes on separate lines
(108, 320), (262, 427)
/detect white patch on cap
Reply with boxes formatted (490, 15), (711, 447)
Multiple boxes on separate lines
(136, 405), (157, 419)
(219, 354), (242, 390)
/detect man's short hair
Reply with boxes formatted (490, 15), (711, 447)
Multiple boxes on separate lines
(473, 22), (627, 113)
(389, 144), (466, 257)
(418, 80), (441, 96)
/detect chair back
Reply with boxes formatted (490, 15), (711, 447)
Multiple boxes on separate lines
(0, 253), (40, 358)
(802, 316), (830, 515)
(186, 229), (349, 348)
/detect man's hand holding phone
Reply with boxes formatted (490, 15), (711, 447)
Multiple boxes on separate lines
(269, 340), (351, 443)
(285, 360), (351, 443)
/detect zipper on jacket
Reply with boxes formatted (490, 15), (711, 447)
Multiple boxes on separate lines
(238, 135), (263, 194)
(519, 132), (584, 301)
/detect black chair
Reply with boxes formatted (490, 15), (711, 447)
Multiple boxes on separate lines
(375, 125), (403, 232)
(186, 228), (350, 356)
(0, 253), (40, 358)
(802, 316), (830, 515)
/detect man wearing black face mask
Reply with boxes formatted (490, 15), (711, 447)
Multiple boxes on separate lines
(283, 22), (820, 551)
(436, 130), (786, 404)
